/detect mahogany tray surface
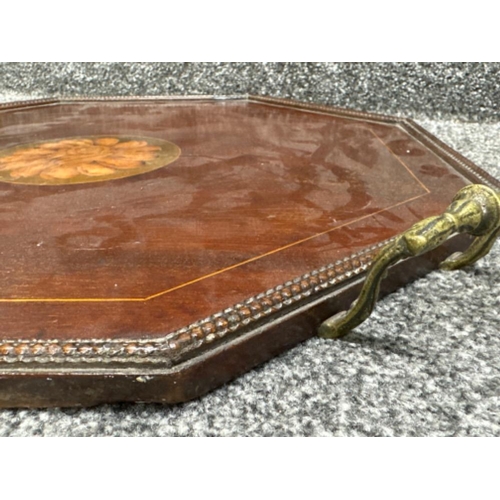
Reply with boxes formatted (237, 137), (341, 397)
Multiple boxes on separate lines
(0, 95), (497, 408)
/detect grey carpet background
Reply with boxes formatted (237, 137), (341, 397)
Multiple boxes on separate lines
(0, 63), (499, 436)
(2, 62), (500, 122)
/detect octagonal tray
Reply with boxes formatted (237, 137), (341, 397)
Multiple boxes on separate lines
(0, 95), (497, 408)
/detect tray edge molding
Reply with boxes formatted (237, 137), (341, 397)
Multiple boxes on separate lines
(0, 95), (497, 372)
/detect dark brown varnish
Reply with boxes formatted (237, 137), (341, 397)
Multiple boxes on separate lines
(0, 96), (495, 408)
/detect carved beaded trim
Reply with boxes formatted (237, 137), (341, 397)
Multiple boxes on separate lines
(251, 95), (500, 190)
(400, 119), (500, 190)
(0, 240), (393, 367)
(0, 95), (495, 368)
(1, 95), (496, 189)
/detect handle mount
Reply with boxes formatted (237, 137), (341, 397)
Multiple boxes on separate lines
(318, 184), (500, 339)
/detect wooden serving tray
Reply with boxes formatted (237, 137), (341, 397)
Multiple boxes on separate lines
(0, 95), (497, 408)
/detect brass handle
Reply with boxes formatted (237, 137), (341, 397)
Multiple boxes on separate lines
(319, 184), (500, 339)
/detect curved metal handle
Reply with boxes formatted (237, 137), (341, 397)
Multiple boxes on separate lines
(319, 184), (500, 339)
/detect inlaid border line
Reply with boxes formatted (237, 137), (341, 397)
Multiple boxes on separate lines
(0, 238), (396, 366)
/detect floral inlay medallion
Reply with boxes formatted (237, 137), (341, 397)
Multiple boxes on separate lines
(0, 136), (181, 185)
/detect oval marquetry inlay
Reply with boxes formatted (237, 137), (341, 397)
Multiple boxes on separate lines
(0, 136), (181, 185)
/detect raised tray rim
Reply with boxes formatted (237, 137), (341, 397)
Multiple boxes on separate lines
(0, 95), (496, 406)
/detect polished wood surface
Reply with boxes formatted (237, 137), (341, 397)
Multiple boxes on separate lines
(0, 98), (471, 341)
(0, 96), (493, 407)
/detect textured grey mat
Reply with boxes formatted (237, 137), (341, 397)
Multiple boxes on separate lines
(0, 63), (499, 436)
(1, 62), (500, 122)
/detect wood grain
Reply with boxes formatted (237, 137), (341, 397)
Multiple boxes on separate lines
(0, 96), (493, 407)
